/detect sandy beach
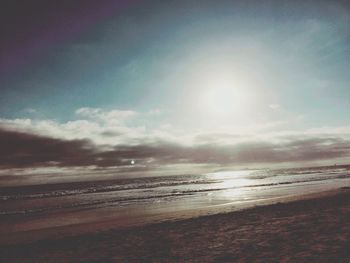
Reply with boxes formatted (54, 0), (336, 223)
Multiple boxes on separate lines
(2, 0), (350, 262)
(1, 187), (350, 262)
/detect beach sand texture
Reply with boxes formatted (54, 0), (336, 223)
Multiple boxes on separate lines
(1, 188), (350, 262)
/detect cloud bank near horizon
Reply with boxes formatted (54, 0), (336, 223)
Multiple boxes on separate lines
(1, 107), (349, 172)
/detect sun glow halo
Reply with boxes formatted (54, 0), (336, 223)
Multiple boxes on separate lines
(199, 77), (254, 119)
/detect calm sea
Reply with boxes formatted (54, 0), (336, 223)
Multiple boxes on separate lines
(1, 165), (350, 232)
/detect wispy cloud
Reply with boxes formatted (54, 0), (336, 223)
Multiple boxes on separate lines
(24, 108), (37, 114)
(75, 107), (137, 124)
(269, 104), (281, 110)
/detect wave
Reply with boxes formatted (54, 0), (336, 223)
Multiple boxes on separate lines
(0, 178), (215, 201)
(2, 172), (349, 217)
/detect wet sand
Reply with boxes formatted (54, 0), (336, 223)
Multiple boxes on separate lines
(1, 188), (350, 262)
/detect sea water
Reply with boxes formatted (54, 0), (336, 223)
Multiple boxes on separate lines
(1, 165), (350, 232)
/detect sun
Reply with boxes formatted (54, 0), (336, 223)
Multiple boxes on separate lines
(186, 62), (260, 128)
(199, 77), (253, 119)
(202, 85), (246, 114)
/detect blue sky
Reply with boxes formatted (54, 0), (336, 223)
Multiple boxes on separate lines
(0, 0), (350, 179)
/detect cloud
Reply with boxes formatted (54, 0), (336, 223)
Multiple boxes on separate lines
(0, 108), (349, 171)
(75, 107), (137, 125)
(0, 112), (146, 146)
(269, 104), (281, 110)
(24, 108), (37, 114)
(0, 128), (95, 168)
(0, 124), (349, 170)
(147, 109), (162, 115)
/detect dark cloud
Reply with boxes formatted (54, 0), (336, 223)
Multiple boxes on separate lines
(0, 127), (350, 169)
(232, 138), (350, 163)
(100, 130), (125, 137)
(0, 128), (97, 168)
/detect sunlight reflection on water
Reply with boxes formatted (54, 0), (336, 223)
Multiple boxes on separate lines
(205, 170), (257, 201)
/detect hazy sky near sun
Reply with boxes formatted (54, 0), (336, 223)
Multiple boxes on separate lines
(1, 0), (350, 178)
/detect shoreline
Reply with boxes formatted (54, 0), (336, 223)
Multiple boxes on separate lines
(1, 187), (350, 262)
(1, 187), (347, 245)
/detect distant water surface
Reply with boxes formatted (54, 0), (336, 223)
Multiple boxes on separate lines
(1, 165), (350, 233)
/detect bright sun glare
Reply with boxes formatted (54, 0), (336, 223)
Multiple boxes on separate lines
(199, 76), (254, 119)
(202, 85), (248, 114)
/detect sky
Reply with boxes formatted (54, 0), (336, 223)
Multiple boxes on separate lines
(1, 0), (350, 184)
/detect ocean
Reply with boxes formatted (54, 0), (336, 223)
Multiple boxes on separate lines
(1, 165), (350, 232)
